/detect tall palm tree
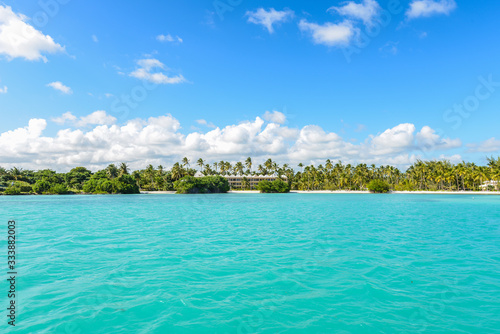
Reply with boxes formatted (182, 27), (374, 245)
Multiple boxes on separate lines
(171, 163), (183, 181)
(197, 158), (205, 170)
(182, 157), (190, 168)
(245, 157), (252, 173)
(235, 162), (244, 176)
(119, 163), (129, 176)
(9, 167), (22, 181)
(106, 164), (119, 179)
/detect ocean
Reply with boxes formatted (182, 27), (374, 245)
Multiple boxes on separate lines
(1, 194), (499, 333)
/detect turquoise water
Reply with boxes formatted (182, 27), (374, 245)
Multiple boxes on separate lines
(1, 194), (499, 333)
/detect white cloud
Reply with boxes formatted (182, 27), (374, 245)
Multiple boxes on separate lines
(263, 111), (286, 124)
(0, 5), (65, 62)
(52, 111), (117, 127)
(246, 8), (294, 33)
(406, 0), (457, 19)
(467, 138), (500, 153)
(416, 126), (462, 151)
(438, 154), (462, 164)
(157, 34), (183, 43)
(370, 123), (417, 155)
(329, 0), (381, 26)
(299, 19), (356, 47)
(0, 85), (7, 94)
(196, 119), (216, 128)
(47, 81), (72, 94)
(129, 58), (186, 85)
(52, 112), (77, 125)
(92, 35), (99, 43)
(0, 113), (463, 171)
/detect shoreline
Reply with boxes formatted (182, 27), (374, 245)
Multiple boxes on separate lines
(139, 190), (500, 195)
(2, 191), (499, 196)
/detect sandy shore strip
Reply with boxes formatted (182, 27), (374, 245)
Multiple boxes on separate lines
(141, 190), (500, 195)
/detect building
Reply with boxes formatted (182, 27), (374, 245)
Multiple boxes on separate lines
(480, 180), (498, 189)
(194, 172), (286, 189)
(224, 175), (286, 189)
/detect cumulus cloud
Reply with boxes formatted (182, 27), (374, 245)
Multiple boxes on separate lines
(196, 119), (216, 129)
(92, 35), (99, 43)
(129, 58), (186, 85)
(416, 126), (462, 151)
(52, 112), (77, 125)
(370, 123), (417, 155)
(299, 19), (356, 47)
(0, 85), (7, 94)
(52, 111), (117, 127)
(47, 81), (72, 94)
(263, 111), (286, 124)
(0, 5), (65, 62)
(328, 0), (381, 26)
(467, 138), (500, 153)
(0, 112), (463, 171)
(157, 34), (183, 43)
(246, 8), (294, 33)
(406, 0), (457, 19)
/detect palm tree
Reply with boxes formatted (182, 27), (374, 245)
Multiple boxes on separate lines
(197, 158), (205, 170)
(235, 162), (244, 176)
(171, 163), (183, 181)
(119, 163), (129, 176)
(9, 167), (23, 181)
(158, 165), (165, 176)
(225, 162), (233, 175)
(264, 159), (273, 174)
(241, 177), (250, 190)
(298, 163), (304, 173)
(203, 164), (212, 176)
(106, 164), (119, 179)
(182, 157), (190, 168)
(144, 164), (155, 188)
(245, 157), (252, 173)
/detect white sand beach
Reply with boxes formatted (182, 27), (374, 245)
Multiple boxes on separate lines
(141, 190), (500, 195)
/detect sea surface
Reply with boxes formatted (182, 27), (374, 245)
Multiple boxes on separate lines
(0, 194), (499, 333)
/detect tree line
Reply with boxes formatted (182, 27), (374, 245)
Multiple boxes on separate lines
(0, 157), (499, 195)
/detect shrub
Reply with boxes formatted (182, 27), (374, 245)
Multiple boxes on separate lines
(49, 184), (69, 195)
(12, 181), (32, 193)
(113, 175), (140, 194)
(367, 179), (391, 193)
(256, 179), (291, 193)
(33, 180), (52, 194)
(4, 186), (21, 195)
(97, 180), (115, 193)
(82, 174), (139, 194)
(174, 176), (229, 194)
(82, 179), (99, 193)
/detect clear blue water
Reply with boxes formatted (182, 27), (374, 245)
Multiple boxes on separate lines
(1, 194), (499, 333)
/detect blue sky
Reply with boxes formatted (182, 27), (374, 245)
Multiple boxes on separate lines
(0, 0), (499, 170)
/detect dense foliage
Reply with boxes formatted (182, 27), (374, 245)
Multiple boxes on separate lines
(0, 164), (139, 195)
(256, 179), (291, 193)
(174, 176), (230, 194)
(367, 180), (391, 193)
(0, 157), (499, 195)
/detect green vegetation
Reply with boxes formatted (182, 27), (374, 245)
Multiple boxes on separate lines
(256, 179), (291, 193)
(0, 164), (139, 195)
(174, 176), (229, 194)
(367, 179), (391, 193)
(0, 156), (499, 195)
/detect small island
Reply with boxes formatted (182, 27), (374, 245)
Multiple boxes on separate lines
(0, 157), (499, 195)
